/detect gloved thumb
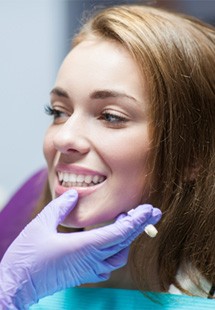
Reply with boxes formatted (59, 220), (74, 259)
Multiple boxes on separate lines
(36, 189), (78, 229)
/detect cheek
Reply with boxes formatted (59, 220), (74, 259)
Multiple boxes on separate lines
(106, 140), (150, 175)
(105, 139), (151, 199)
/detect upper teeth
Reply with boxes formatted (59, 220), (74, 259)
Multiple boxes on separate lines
(58, 172), (105, 185)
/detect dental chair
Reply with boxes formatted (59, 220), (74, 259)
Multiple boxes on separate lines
(0, 168), (47, 260)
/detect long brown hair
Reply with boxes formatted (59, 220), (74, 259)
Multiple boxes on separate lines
(37, 5), (215, 294)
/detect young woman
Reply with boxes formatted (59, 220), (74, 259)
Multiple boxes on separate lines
(2, 3), (214, 309)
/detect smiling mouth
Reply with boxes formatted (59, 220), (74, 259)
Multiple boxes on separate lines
(58, 172), (106, 188)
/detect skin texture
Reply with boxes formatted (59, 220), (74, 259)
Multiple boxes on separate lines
(44, 38), (152, 228)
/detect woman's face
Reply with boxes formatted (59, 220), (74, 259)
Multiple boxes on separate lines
(44, 37), (152, 228)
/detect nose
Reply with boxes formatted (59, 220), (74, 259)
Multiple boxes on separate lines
(53, 115), (90, 155)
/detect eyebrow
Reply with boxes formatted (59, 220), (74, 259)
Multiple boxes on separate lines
(50, 87), (138, 103)
(50, 87), (69, 98)
(90, 90), (138, 102)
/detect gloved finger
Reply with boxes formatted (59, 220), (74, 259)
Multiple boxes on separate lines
(92, 247), (129, 275)
(94, 273), (111, 283)
(127, 207), (161, 223)
(93, 204), (154, 249)
(35, 189), (78, 229)
(116, 209), (161, 248)
(118, 209), (161, 246)
(115, 213), (127, 220)
(64, 204), (153, 248)
(146, 207), (162, 224)
(96, 209), (161, 259)
(104, 246), (129, 269)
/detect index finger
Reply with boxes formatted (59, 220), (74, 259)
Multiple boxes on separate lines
(92, 204), (160, 249)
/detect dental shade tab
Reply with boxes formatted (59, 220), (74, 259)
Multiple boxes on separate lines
(144, 224), (158, 238)
(127, 208), (158, 238)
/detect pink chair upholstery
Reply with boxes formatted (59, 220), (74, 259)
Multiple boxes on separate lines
(0, 168), (47, 260)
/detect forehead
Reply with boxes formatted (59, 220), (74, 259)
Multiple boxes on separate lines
(55, 38), (147, 103)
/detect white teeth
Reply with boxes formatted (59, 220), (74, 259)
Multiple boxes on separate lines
(64, 173), (70, 182)
(58, 172), (105, 187)
(69, 174), (76, 182)
(92, 175), (99, 184)
(85, 175), (92, 184)
(77, 175), (84, 182)
(59, 172), (63, 182)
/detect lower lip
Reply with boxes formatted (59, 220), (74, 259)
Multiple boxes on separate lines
(54, 180), (105, 198)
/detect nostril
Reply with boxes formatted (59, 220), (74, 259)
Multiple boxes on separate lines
(67, 148), (79, 153)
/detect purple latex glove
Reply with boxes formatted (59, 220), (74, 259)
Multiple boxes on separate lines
(0, 190), (161, 309)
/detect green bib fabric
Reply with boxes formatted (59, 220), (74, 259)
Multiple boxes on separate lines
(30, 287), (214, 309)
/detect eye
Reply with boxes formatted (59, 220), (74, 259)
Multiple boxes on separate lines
(45, 105), (69, 123)
(100, 111), (128, 127)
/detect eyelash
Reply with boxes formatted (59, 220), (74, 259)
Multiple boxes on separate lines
(45, 105), (68, 120)
(100, 112), (128, 125)
(45, 105), (128, 127)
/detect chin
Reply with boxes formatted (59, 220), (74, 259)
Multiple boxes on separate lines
(60, 212), (96, 228)
(61, 210), (115, 229)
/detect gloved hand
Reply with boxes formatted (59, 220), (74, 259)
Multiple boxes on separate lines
(0, 189), (161, 309)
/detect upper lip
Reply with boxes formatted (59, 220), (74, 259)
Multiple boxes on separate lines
(55, 163), (106, 177)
